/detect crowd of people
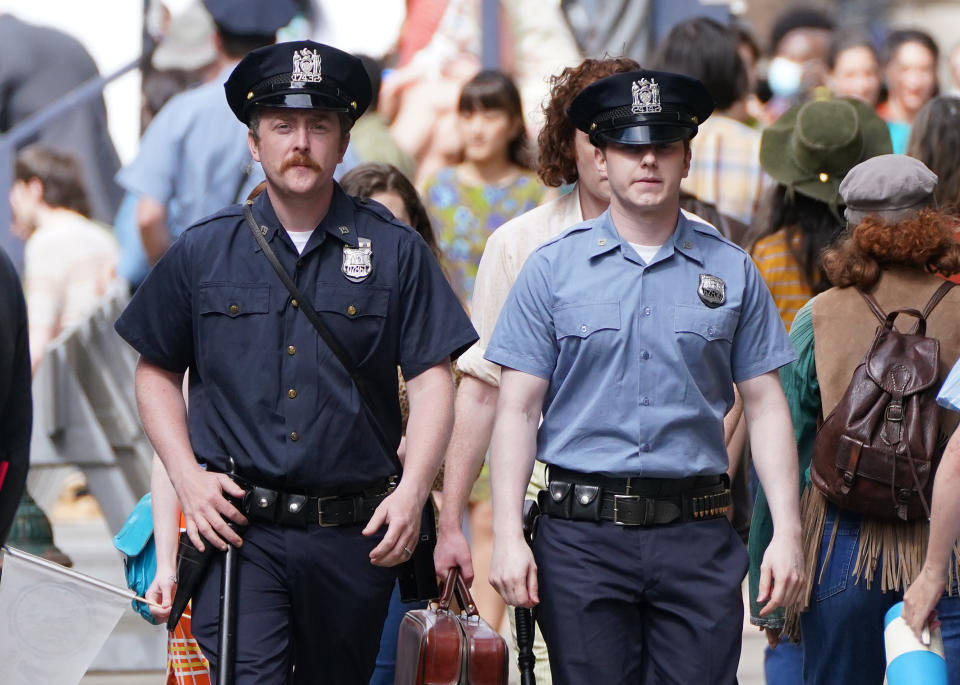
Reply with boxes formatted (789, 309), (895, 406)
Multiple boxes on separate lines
(3, 1), (960, 684)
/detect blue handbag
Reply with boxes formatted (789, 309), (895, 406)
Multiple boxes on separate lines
(113, 493), (159, 624)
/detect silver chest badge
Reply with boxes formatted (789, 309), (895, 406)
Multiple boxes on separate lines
(698, 274), (726, 308)
(631, 78), (661, 114)
(342, 238), (372, 283)
(292, 48), (322, 84)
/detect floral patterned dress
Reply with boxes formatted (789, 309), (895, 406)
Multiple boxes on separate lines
(423, 166), (546, 303)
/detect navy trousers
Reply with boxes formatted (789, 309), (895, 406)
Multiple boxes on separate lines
(190, 521), (397, 684)
(533, 515), (748, 684)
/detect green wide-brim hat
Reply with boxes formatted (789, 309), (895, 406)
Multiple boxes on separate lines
(760, 97), (893, 209)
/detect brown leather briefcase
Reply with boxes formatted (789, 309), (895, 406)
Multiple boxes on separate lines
(395, 569), (508, 685)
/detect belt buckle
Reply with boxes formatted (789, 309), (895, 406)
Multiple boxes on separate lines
(613, 494), (653, 526)
(316, 495), (339, 527)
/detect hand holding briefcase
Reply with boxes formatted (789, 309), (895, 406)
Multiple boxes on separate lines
(395, 568), (508, 685)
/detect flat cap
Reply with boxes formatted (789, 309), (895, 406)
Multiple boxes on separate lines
(203, 0), (297, 37)
(568, 70), (714, 146)
(839, 154), (938, 225)
(224, 40), (372, 125)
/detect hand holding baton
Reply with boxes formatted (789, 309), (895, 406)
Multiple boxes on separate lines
(516, 498), (540, 685)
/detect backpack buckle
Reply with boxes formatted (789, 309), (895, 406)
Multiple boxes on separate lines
(885, 402), (904, 422)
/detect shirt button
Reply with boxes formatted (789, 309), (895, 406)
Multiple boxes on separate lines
(580, 324), (588, 333)
(707, 326), (716, 336)
(289, 431), (300, 442)
(641, 443), (651, 452)
(643, 307), (652, 316)
(291, 299), (299, 309)
(641, 397), (650, 406)
(229, 304), (240, 314)
(288, 388), (298, 399)
(287, 345), (296, 356)
(347, 305), (357, 316)
(640, 350), (650, 360)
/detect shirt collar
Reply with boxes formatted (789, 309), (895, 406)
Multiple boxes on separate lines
(250, 183), (360, 252)
(587, 208), (704, 267)
(671, 212), (704, 266)
(587, 209), (624, 258)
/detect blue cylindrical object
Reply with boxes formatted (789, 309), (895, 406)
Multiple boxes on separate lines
(884, 601), (947, 685)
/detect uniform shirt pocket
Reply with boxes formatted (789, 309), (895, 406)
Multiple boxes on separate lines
(673, 304), (738, 402)
(314, 283), (391, 367)
(674, 304), (737, 342)
(554, 301), (621, 339)
(197, 282), (273, 377)
(199, 282), (270, 317)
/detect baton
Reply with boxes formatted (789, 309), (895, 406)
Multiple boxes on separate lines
(516, 498), (540, 685)
(217, 537), (240, 685)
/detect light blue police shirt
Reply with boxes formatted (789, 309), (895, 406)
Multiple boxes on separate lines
(116, 65), (265, 240)
(485, 209), (796, 478)
(938, 357), (960, 412)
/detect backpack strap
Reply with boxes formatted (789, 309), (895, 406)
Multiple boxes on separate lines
(858, 281), (955, 334)
(921, 281), (956, 318)
(906, 281), (956, 335)
(856, 287), (888, 325)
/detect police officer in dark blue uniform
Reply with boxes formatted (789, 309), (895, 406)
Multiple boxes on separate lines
(484, 70), (806, 684)
(115, 40), (476, 683)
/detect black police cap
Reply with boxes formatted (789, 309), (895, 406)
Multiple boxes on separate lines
(568, 70), (714, 146)
(224, 41), (373, 125)
(203, 0), (298, 36)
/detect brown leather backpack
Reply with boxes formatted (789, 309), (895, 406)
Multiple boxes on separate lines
(810, 281), (955, 521)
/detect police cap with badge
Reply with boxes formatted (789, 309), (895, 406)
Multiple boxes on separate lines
(224, 40), (373, 125)
(568, 70), (714, 146)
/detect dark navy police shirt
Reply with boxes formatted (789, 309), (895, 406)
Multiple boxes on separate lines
(116, 185), (477, 490)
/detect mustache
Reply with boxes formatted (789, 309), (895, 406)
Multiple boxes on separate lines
(280, 154), (321, 172)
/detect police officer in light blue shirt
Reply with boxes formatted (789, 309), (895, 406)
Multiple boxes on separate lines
(115, 0), (299, 268)
(485, 70), (807, 684)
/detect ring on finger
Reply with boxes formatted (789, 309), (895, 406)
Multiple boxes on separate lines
(402, 546), (413, 556)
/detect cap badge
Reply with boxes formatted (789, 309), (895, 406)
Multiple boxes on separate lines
(342, 237), (372, 283)
(292, 48), (323, 84)
(631, 78), (661, 114)
(698, 273), (726, 308)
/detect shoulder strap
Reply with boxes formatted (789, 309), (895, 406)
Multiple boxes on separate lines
(243, 202), (402, 473)
(921, 281), (955, 318)
(856, 287), (888, 325)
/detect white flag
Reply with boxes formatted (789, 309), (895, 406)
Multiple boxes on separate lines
(0, 546), (133, 685)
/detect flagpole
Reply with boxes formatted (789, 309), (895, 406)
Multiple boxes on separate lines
(2, 545), (164, 609)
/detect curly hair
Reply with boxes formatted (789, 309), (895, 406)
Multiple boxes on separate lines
(537, 56), (640, 187)
(821, 209), (960, 289)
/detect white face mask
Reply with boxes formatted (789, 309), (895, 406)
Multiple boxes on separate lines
(768, 56), (804, 98)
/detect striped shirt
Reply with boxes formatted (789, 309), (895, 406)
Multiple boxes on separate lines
(939, 358), (960, 412)
(750, 229), (813, 332)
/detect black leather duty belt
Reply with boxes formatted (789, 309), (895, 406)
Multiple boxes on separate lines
(539, 466), (730, 526)
(238, 477), (396, 527)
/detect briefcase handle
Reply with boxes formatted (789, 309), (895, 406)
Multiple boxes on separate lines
(437, 568), (479, 618)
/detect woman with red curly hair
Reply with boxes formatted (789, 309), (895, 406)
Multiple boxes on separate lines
(751, 154), (960, 683)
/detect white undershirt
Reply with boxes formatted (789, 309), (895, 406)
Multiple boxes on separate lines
(628, 241), (662, 264)
(287, 229), (315, 254)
